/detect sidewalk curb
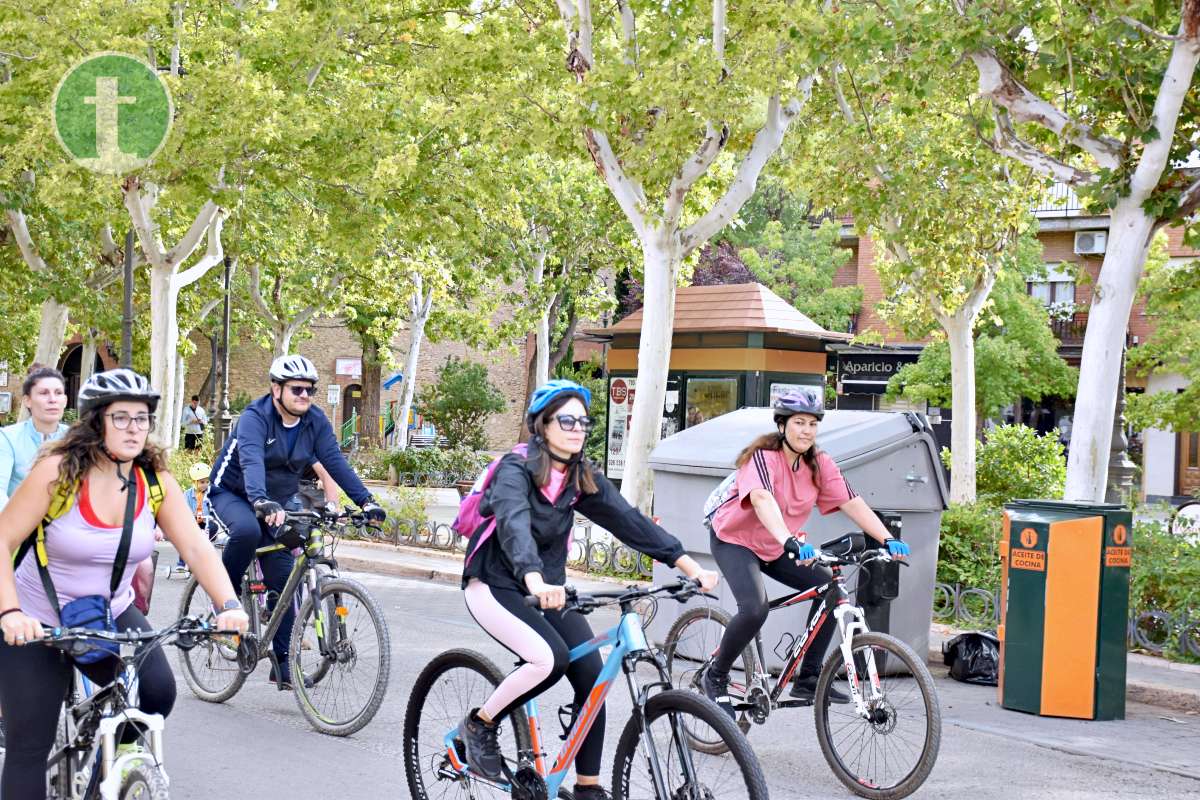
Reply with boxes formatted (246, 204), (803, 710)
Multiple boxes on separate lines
(927, 647), (1200, 715)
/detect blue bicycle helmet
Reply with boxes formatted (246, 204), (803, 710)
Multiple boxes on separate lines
(527, 379), (591, 429)
(773, 388), (824, 422)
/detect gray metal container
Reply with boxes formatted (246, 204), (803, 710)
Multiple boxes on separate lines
(647, 407), (948, 668)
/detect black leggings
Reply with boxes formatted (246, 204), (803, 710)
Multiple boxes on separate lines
(0, 606), (176, 800)
(710, 530), (836, 678)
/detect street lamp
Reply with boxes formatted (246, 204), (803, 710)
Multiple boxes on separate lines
(215, 255), (235, 449)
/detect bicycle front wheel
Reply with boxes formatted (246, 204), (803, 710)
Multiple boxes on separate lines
(814, 632), (941, 799)
(119, 763), (169, 800)
(404, 649), (532, 800)
(613, 690), (769, 800)
(290, 577), (391, 736)
(177, 576), (248, 703)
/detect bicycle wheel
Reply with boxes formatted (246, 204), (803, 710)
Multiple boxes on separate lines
(177, 576), (249, 703)
(404, 649), (532, 800)
(290, 577), (391, 736)
(662, 606), (755, 753)
(585, 541), (611, 572)
(814, 632), (941, 799)
(119, 763), (169, 800)
(612, 690), (769, 800)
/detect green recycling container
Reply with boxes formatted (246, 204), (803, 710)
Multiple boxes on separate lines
(998, 499), (1132, 720)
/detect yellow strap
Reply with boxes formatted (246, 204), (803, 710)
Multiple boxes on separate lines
(35, 524), (49, 566)
(139, 466), (164, 516)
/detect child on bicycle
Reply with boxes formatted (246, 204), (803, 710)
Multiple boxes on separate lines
(458, 379), (718, 799)
(701, 389), (908, 717)
(0, 369), (249, 800)
(175, 461), (215, 574)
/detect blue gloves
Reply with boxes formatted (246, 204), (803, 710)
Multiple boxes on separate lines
(886, 539), (910, 558)
(784, 537), (816, 563)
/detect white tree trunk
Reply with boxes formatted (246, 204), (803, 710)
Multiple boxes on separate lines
(942, 313), (978, 503)
(171, 351), (187, 451)
(397, 285), (433, 452)
(1064, 201), (1157, 501)
(619, 230), (681, 512)
(80, 333), (98, 386)
(34, 297), (69, 368)
(148, 266), (181, 448)
(533, 249), (551, 388)
(274, 325), (294, 360)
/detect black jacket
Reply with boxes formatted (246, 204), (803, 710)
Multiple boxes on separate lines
(462, 447), (685, 592)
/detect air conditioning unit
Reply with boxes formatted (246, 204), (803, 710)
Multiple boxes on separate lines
(1074, 231), (1107, 255)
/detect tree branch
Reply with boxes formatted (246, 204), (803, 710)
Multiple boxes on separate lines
(713, 0), (727, 74)
(989, 109), (1098, 185)
(966, 47), (1123, 171)
(1176, 174), (1200, 218)
(173, 213), (225, 289)
(584, 129), (649, 237)
(617, 0), (638, 67)
(246, 260), (281, 325)
(665, 123), (727, 229)
(1119, 15), (1183, 42)
(4, 209), (50, 272)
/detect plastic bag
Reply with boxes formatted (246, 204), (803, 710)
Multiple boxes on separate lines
(942, 631), (1000, 686)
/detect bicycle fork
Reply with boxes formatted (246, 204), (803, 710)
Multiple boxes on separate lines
(833, 605), (881, 716)
(628, 653), (703, 800)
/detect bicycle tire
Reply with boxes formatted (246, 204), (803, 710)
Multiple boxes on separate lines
(176, 576), (249, 703)
(814, 632), (941, 800)
(119, 762), (169, 800)
(612, 689), (769, 800)
(290, 577), (391, 736)
(662, 605), (755, 753)
(404, 649), (532, 800)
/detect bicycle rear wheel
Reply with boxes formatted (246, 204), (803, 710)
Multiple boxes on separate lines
(177, 576), (248, 703)
(612, 690), (769, 800)
(290, 577), (391, 736)
(403, 649), (532, 800)
(814, 632), (941, 799)
(662, 605), (755, 753)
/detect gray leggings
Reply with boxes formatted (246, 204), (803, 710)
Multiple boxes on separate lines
(709, 529), (836, 677)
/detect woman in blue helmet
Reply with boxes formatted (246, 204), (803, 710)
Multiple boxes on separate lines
(457, 379), (718, 799)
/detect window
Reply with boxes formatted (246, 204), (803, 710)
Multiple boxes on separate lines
(1028, 264), (1076, 308)
(685, 378), (738, 428)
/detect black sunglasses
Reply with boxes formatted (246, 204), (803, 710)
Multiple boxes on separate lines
(554, 414), (595, 432)
(286, 384), (318, 397)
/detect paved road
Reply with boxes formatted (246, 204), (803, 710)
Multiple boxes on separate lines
(124, 565), (1200, 800)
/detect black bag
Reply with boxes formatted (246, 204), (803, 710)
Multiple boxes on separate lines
(942, 631), (1000, 686)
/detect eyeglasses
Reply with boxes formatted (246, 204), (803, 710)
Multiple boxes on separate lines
(286, 384), (318, 397)
(554, 414), (595, 432)
(106, 412), (155, 431)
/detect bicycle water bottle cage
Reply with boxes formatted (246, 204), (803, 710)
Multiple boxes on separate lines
(558, 702), (579, 741)
(773, 632), (797, 663)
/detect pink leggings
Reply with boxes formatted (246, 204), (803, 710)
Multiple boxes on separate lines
(463, 579), (605, 776)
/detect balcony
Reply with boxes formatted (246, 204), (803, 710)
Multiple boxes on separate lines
(1050, 311), (1088, 346)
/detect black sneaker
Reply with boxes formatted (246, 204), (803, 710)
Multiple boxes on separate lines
(269, 665), (314, 690)
(790, 675), (850, 704)
(574, 784), (611, 800)
(460, 708), (503, 781)
(701, 665), (736, 720)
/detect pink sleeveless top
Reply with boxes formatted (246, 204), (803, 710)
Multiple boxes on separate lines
(14, 473), (157, 626)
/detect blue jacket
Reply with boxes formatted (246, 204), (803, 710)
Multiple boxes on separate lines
(209, 393), (372, 507)
(0, 419), (69, 512)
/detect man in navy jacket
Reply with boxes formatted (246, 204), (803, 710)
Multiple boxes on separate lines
(209, 354), (386, 688)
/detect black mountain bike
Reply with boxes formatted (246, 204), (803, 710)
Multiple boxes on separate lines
(177, 507), (391, 736)
(664, 533), (941, 799)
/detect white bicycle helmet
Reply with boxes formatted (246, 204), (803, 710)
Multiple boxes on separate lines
(77, 369), (160, 416)
(269, 354), (318, 384)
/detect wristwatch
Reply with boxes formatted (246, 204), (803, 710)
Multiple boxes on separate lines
(219, 599), (243, 612)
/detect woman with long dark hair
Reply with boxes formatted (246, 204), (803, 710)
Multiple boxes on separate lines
(0, 369), (248, 800)
(456, 379), (718, 799)
(0, 365), (69, 512)
(701, 389), (909, 717)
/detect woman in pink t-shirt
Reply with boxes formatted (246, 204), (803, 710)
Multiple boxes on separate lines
(702, 389), (908, 717)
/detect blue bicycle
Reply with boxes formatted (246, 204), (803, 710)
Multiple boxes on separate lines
(403, 579), (769, 800)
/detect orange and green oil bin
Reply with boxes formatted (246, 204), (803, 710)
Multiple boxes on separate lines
(997, 499), (1132, 721)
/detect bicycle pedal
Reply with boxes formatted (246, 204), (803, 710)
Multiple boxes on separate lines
(778, 698), (813, 708)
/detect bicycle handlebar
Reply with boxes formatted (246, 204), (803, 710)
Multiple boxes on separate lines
(523, 577), (706, 613)
(40, 615), (240, 658)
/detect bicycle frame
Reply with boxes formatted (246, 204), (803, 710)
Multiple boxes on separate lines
(243, 539), (340, 667)
(48, 645), (168, 800)
(442, 606), (682, 797)
(729, 563), (882, 717)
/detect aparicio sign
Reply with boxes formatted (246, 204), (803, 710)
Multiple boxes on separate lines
(837, 354), (918, 384)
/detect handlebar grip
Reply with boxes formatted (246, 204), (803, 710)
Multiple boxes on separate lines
(523, 595), (541, 608)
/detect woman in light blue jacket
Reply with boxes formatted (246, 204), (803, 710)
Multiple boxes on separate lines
(0, 366), (69, 512)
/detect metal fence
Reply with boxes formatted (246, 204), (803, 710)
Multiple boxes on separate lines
(934, 582), (1200, 658)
